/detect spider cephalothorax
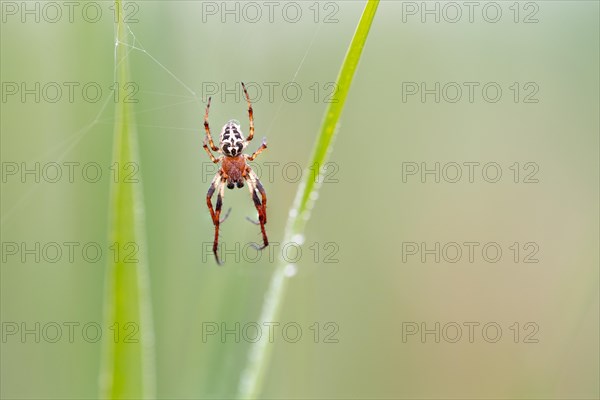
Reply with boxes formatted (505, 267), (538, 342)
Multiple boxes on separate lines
(202, 82), (268, 265)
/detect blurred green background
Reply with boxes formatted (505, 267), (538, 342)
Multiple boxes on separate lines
(1, 1), (598, 399)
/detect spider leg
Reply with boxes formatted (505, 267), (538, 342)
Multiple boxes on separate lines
(246, 137), (267, 161)
(244, 167), (268, 250)
(241, 82), (254, 143)
(244, 167), (267, 225)
(254, 173), (267, 226)
(244, 177), (267, 226)
(207, 174), (232, 221)
(204, 96), (219, 152)
(206, 173), (220, 224)
(206, 173), (226, 265)
(203, 137), (221, 163)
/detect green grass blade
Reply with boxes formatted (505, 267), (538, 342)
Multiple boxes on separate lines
(99, 1), (156, 398)
(237, 1), (380, 398)
(295, 0), (380, 230)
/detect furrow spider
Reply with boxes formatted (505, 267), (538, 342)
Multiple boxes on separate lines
(203, 82), (268, 265)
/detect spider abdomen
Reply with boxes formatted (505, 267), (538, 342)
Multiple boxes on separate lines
(222, 155), (246, 189)
(220, 120), (245, 157)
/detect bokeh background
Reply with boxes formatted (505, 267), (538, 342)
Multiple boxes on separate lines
(1, 1), (598, 399)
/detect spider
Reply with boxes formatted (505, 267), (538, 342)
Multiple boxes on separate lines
(202, 82), (268, 265)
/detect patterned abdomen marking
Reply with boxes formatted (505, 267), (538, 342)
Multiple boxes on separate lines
(220, 119), (245, 157)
